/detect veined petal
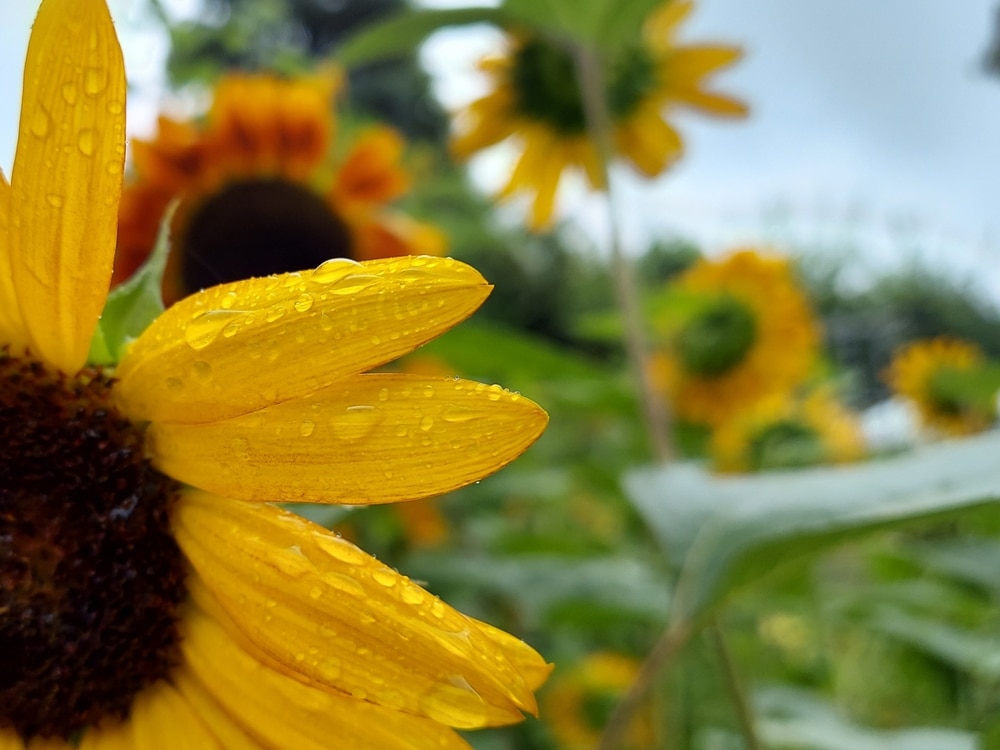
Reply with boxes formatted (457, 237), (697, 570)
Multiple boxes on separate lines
(149, 373), (547, 504)
(174, 493), (549, 728)
(115, 256), (491, 424)
(0, 167), (27, 352)
(179, 597), (473, 750)
(10, 0), (125, 373)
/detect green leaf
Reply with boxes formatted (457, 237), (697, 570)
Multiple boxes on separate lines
(755, 686), (977, 750)
(88, 205), (172, 366)
(624, 432), (1000, 626)
(337, 7), (509, 67)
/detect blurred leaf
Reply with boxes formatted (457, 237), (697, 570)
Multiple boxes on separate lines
(503, 0), (661, 54)
(337, 7), (507, 67)
(89, 206), (172, 366)
(624, 432), (1000, 625)
(908, 537), (1000, 595)
(755, 686), (977, 750)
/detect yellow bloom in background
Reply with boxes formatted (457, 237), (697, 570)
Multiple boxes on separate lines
(115, 71), (445, 303)
(711, 390), (866, 473)
(451, 0), (747, 229)
(653, 249), (821, 428)
(885, 337), (996, 436)
(543, 653), (652, 750)
(1, 1), (550, 746)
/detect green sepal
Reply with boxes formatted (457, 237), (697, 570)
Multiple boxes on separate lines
(87, 204), (174, 367)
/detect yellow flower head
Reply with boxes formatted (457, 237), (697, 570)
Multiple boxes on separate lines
(885, 337), (996, 436)
(451, 0), (747, 229)
(115, 70), (446, 303)
(1, 1), (549, 746)
(711, 389), (866, 473)
(542, 652), (652, 750)
(652, 249), (821, 428)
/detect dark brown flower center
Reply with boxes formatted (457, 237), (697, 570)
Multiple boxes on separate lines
(180, 178), (354, 294)
(0, 354), (186, 741)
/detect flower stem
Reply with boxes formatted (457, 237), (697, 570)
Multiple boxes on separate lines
(708, 621), (764, 750)
(572, 42), (675, 465)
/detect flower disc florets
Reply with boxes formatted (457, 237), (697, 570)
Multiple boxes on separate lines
(0, 354), (186, 741)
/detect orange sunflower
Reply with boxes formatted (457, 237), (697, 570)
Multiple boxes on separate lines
(1, 0), (549, 746)
(115, 71), (445, 302)
(451, 0), (747, 229)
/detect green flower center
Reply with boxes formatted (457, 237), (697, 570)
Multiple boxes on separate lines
(748, 420), (826, 472)
(677, 296), (757, 377)
(0, 356), (186, 742)
(511, 37), (657, 134)
(182, 178), (354, 295)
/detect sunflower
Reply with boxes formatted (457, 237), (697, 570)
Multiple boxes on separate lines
(711, 390), (866, 473)
(114, 70), (445, 303)
(1, 1), (550, 747)
(450, 0), (747, 229)
(885, 337), (997, 436)
(542, 653), (652, 750)
(652, 249), (820, 428)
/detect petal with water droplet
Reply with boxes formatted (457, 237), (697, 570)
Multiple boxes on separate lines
(175, 493), (548, 730)
(148, 373), (547, 504)
(116, 256), (491, 423)
(8, 0), (125, 373)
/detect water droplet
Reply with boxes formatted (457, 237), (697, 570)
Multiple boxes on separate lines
(442, 406), (480, 423)
(293, 293), (314, 312)
(318, 659), (341, 680)
(486, 384), (504, 401)
(61, 82), (78, 105)
(309, 586), (322, 600)
(220, 291), (239, 309)
(106, 100), (123, 115)
(371, 569), (397, 588)
(265, 305), (286, 323)
(46, 194), (63, 208)
(77, 128), (97, 156)
(314, 534), (369, 565)
(318, 311), (334, 331)
(184, 310), (244, 350)
(419, 416), (434, 432)
(30, 108), (51, 138)
(223, 321), (241, 338)
(165, 376), (184, 392)
(328, 273), (379, 296)
(299, 420), (315, 437)
(401, 586), (425, 605)
(330, 405), (383, 442)
(419, 682), (488, 728)
(311, 257), (362, 284)
(370, 335), (382, 345)
(192, 360), (212, 380)
(377, 388), (390, 402)
(83, 66), (108, 95)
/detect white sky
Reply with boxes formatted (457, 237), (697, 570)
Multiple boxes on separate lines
(2, 0), (999, 292)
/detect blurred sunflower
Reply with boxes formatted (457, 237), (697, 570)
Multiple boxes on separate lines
(543, 653), (652, 750)
(652, 249), (820, 428)
(1, 1), (549, 747)
(115, 71), (445, 303)
(712, 390), (866, 473)
(451, 0), (747, 229)
(885, 337), (997, 436)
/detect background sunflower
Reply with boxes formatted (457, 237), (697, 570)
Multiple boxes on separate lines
(449, 0), (747, 229)
(115, 71), (445, 302)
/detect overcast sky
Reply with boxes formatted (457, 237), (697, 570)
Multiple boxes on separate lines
(2, 0), (999, 290)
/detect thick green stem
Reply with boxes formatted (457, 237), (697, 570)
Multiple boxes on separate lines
(572, 43), (674, 465)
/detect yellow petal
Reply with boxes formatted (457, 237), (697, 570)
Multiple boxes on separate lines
(149, 373), (547, 504)
(0, 168), (27, 354)
(178, 599), (474, 750)
(9, 0), (125, 373)
(0, 729), (26, 750)
(174, 493), (549, 728)
(115, 256), (491, 424)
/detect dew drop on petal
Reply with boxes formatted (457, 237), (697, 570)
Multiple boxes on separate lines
(371, 569), (397, 588)
(419, 416), (434, 432)
(309, 587), (322, 600)
(328, 273), (379, 296)
(165, 376), (184, 392)
(442, 406), (480, 423)
(30, 107), (51, 138)
(293, 293), (314, 312)
(184, 310), (244, 350)
(377, 388), (390, 403)
(299, 419), (315, 437)
(265, 305), (287, 323)
(83, 66), (108, 95)
(77, 128), (97, 156)
(191, 360), (212, 381)
(400, 586), (425, 605)
(330, 405), (382, 442)
(419, 682), (488, 727)
(61, 82), (78, 105)
(310, 258), (362, 284)
(46, 194), (63, 208)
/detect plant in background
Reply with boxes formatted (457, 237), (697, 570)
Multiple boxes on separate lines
(885, 337), (999, 437)
(652, 249), (821, 428)
(711, 389), (866, 473)
(543, 653), (653, 750)
(450, 0), (747, 230)
(115, 71), (445, 302)
(1, 1), (551, 745)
